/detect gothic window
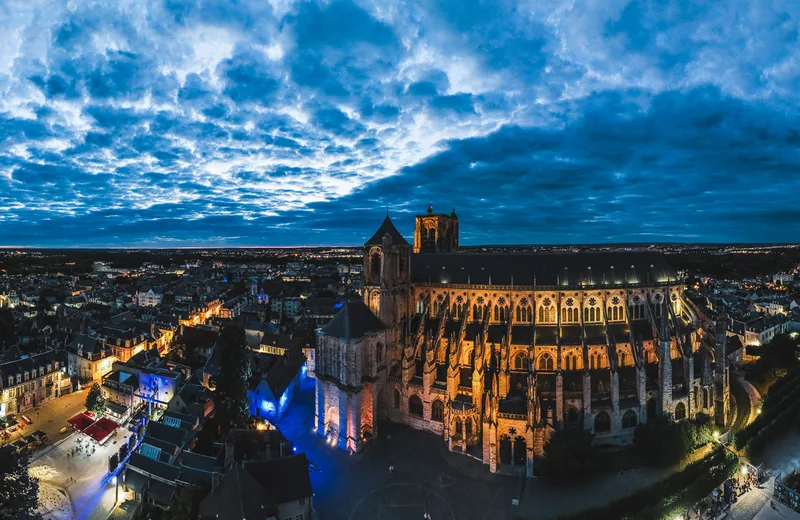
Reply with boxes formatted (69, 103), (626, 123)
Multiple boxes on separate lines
(703, 388), (710, 409)
(520, 298), (528, 307)
(498, 297), (506, 305)
(538, 353), (554, 371)
(566, 298), (574, 307)
(613, 306), (619, 321)
(653, 293), (662, 303)
(619, 352), (626, 366)
(513, 354), (529, 371)
(394, 389), (400, 409)
(431, 400), (444, 422)
(542, 297), (551, 307)
(584, 307), (589, 322)
(622, 410), (638, 429)
(671, 293), (678, 301)
(589, 297), (597, 306)
(611, 296), (620, 305)
(370, 252), (381, 284)
(675, 402), (686, 420)
(538, 306), (545, 323)
(455, 418), (463, 435)
(427, 228), (436, 247)
(562, 308), (567, 323)
(594, 411), (611, 433)
(549, 307), (556, 322)
(399, 255), (406, 274)
(376, 342), (383, 364)
(456, 295), (464, 304)
(465, 418), (472, 435)
(474, 304), (482, 321)
(409, 395), (423, 417)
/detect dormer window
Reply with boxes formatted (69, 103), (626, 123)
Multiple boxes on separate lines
(39, 367), (44, 377)
(24, 372), (29, 382)
(47, 364), (51, 373)
(8, 376), (12, 387)
(16, 374), (21, 384)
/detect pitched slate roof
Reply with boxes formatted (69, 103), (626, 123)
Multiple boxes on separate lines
(364, 214), (410, 246)
(319, 299), (385, 340)
(411, 251), (678, 287)
(198, 464), (277, 520)
(244, 453), (313, 504)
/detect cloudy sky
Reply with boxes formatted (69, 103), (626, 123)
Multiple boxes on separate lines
(1, 0), (799, 247)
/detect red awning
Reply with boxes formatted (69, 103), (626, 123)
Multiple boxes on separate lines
(67, 412), (95, 432)
(95, 417), (119, 435)
(84, 423), (113, 444)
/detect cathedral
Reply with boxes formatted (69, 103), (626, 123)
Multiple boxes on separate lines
(315, 207), (731, 476)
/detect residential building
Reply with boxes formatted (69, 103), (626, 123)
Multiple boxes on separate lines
(0, 350), (69, 416)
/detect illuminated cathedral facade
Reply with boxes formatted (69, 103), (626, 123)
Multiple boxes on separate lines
(315, 207), (731, 476)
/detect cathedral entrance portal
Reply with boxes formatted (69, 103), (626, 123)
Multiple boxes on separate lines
(513, 436), (526, 466)
(499, 435), (512, 465)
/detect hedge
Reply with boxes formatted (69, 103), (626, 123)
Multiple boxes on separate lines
(735, 382), (800, 449)
(554, 447), (736, 520)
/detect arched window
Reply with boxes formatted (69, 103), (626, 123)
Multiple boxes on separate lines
(594, 411), (611, 433)
(494, 305), (499, 321)
(427, 228), (436, 248)
(431, 400), (444, 422)
(619, 352), (626, 366)
(622, 410), (637, 429)
(567, 407), (579, 424)
(465, 418), (472, 435)
(538, 306), (545, 323)
(370, 252), (381, 284)
(474, 304), (481, 321)
(613, 306), (619, 321)
(409, 395), (423, 417)
(562, 308), (567, 323)
(393, 389), (400, 409)
(549, 307), (556, 322)
(675, 402), (686, 420)
(455, 418), (463, 435)
(538, 353), (554, 371)
(376, 342), (383, 364)
(607, 306), (613, 321)
(703, 387), (710, 409)
(514, 354), (529, 371)
(584, 307), (589, 322)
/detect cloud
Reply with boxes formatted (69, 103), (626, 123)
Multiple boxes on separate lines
(0, 0), (798, 246)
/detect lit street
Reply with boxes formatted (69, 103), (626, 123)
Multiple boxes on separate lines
(4, 388), (87, 447)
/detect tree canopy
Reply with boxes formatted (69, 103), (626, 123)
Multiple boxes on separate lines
(210, 326), (252, 433)
(0, 445), (40, 520)
(85, 382), (106, 416)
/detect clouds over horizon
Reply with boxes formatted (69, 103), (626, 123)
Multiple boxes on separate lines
(1, 0), (799, 246)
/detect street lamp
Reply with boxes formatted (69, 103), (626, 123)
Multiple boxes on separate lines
(111, 475), (119, 504)
(741, 466), (748, 476)
(713, 431), (720, 441)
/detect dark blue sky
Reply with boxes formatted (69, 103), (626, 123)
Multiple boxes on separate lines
(1, 0), (799, 247)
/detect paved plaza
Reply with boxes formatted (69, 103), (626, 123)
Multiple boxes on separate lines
(279, 377), (679, 520)
(29, 419), (132, 520)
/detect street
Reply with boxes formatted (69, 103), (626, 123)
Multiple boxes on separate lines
(5, 389), (88, 448)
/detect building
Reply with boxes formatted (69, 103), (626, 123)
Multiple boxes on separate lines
(136, 286), (164, 307)
(248, 348), (308, 423)
(199, 454), (313, 520)
(0, 350), (69, 416)
(67, 333), (116, 384)
(317, 208), (731, 476)
(315, 299), (388, 452)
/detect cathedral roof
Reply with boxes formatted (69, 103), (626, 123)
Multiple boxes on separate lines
(410, 251), (678, 287)
(320, 299), (386, 340)
(364, 215), (410, 247)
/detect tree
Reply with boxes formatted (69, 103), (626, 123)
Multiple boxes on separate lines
(162, 485), (207, 520)
(754, 334), (799, 378)
(539, 429), (597, 481)
(634, 415), (695, 467)
(210, 326), (252, 433)
(85, 382), (106, 416)
(0, 445), (39, 519)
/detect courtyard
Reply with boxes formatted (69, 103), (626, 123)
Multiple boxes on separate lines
(279, 377), (681, 520)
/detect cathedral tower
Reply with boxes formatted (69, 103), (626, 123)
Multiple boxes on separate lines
(413, 206), (459, 253)
(363, 214), (411, 329)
